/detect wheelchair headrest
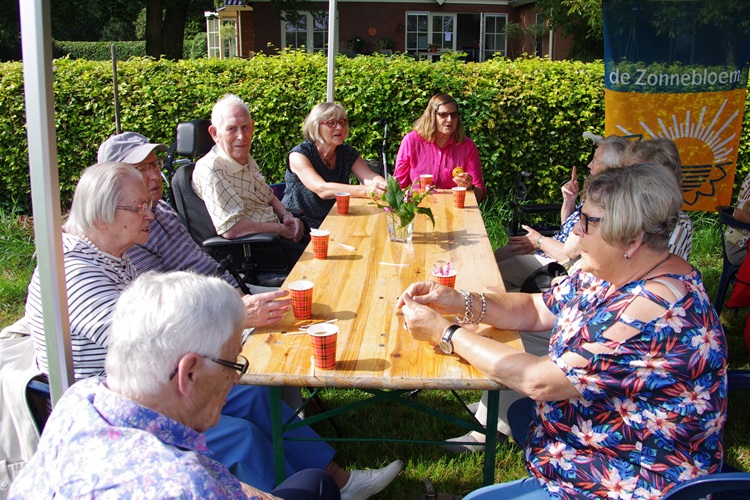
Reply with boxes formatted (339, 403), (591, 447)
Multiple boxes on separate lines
(174, 119), (215, 159)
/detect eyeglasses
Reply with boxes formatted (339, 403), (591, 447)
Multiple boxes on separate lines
(322, 119), (349, 128)
(436, 111), (459, 120)
(116, 199), (153, 215)
(135, 158), (164, 174)
(168, 354), (250, 380)
(579, 212), (602, 234)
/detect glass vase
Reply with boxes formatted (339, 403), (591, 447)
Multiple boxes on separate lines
(387, 216), (414, 243)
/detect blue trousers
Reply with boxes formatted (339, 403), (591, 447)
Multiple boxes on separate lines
(272, 469), (340, 500)
(204, 385), (336, 491)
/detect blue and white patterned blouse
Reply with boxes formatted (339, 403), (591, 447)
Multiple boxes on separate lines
(9, 378), (251, 499)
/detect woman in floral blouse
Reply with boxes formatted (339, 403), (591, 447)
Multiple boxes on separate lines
(398, 163), (727, 499)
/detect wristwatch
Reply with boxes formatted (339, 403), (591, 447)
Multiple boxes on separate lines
(439, 324), (461, 355)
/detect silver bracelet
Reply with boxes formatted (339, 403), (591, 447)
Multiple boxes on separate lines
(456, 290), (474, 324)
(474, 292), (487, 324)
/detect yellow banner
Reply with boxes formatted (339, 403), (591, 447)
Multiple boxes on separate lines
(605, 89), (746, 211)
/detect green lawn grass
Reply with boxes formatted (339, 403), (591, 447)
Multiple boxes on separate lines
(1, 199), (748, 499)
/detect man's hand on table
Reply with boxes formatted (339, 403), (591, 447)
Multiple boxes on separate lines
(242, 290), (292, 328)
(279, 216), (304, 243)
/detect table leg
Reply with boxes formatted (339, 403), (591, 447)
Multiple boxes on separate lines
(483, 389), (499, 486)
(270, 386), (286, 486)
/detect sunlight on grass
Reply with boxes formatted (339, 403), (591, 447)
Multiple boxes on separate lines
(0, 209), (35, 327)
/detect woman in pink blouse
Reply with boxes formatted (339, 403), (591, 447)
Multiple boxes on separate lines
(394, 93), (486, 202)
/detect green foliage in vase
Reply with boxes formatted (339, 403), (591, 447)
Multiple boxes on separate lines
(372, 177), (434, 228)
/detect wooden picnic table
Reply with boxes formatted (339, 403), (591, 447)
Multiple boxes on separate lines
(240, 190), (522, 486)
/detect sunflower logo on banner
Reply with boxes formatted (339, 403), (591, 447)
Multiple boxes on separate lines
(603, 0), (750, 211)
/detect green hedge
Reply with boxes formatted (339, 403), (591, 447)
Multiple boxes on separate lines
(52, 41), (146, 60)
(0, 51), (748, 213)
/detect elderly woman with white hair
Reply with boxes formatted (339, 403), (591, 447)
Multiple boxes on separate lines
(12, 271), (340, 499)
(26, 161), (153, 379)
(282, 102), (387, 229)
(398, 164), (727, 498)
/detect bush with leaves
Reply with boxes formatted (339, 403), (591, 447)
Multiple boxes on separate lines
(1, 50), (748, 213)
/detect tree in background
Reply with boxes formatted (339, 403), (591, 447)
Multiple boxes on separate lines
(535, 0), (603, 61)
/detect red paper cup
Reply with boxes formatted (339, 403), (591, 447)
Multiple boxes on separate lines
(452, 187), (467, 208)
(432, 270), (457, 288)
(335, 192), (350, 214)
(288, 280), (314, 319)
(310, 229), (330, 260)
(419, 174), (434, 191)
(308, 323), (338, 370)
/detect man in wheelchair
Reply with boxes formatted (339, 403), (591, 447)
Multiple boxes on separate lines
(192, 94), (307, 267)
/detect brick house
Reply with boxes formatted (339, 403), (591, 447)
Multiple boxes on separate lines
(205, 0), (573, 61)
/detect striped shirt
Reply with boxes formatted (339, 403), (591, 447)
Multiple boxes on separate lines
(669, 210), (693, 261)
(193, 145), (277, 235)
(25, 233), (136, 380)
(125, 200), (237, 287)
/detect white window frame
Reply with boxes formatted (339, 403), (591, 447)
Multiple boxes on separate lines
(405, 12), (430, 53)
(482, 13), (507, 60)
(206, 15), (221, 58)
(430, 14), (456, 52)
(282, 12), (330, 53)
(405, 12), (457, 56)
(222, 19), (238, 59)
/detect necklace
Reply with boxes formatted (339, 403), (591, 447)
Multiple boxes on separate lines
(319, 147), (335, 167)
(637, 254), (671, 282)
(77, 233), (131, 284)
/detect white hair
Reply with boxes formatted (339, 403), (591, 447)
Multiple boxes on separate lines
(211, 93), (252, 130)
(62, 162), (142, 235)
(106, 271), (245, 397)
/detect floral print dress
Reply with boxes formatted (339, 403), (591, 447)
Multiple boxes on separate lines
(525, 269), (727, 499)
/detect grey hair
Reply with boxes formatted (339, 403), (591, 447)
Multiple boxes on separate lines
(621, 138), (682, 184)
(211, 93), (252, 129)
(62, 162), (142, 236)
(583, 163), (681, 251)
(302, 102), (348, 144)
(596, 136), (629, 168)
(105, 271), (246, 398)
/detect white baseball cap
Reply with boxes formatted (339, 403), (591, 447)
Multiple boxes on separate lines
(97, 132), (168, 164)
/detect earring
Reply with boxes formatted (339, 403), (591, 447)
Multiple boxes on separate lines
(623, 253), (629, 259)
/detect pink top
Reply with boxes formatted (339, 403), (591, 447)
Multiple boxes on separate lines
(394, 130), (485, 193)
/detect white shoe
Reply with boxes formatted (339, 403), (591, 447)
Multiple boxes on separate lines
(467, 402), (480, 414)
(339, 460), (404, 500)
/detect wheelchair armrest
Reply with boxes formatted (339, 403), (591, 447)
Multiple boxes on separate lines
(518, 203), (562, 214)
(287, 208), (305, 218)
(202, 233), (280, 248)
(718, 206), (750, 232)
(728, 369), (750, 391)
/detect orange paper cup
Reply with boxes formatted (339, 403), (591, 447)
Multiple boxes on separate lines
(335, 192), (350, 214)
(308, 323), (338, 370)
(452, 187), (467, 208)
(310, 229), (330, 260)
(432, 270), (457, 288)
(288, 280), (314, 319)
(419, 174), (434, 191)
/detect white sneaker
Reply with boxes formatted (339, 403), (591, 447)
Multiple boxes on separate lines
(339, 460), (404, 500)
